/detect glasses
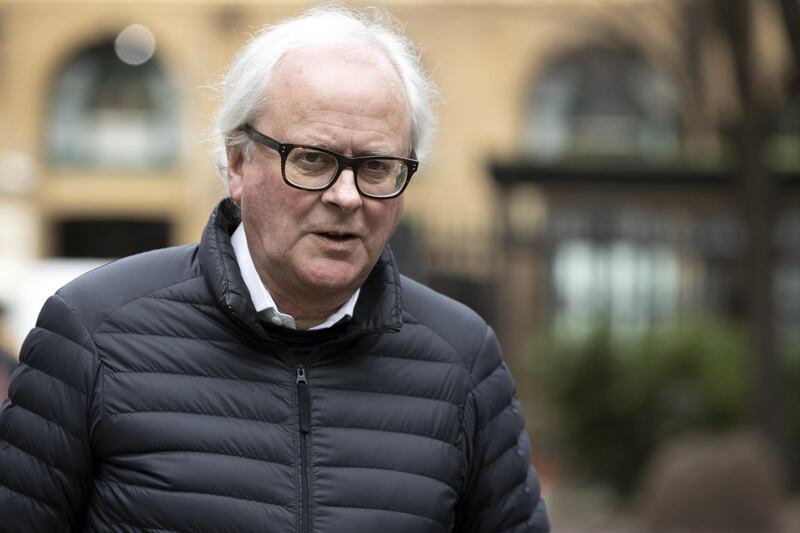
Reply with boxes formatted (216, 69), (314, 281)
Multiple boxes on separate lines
(243, 124), (418, 200)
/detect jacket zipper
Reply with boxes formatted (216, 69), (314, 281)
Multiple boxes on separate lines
(296, 363), (312, 533)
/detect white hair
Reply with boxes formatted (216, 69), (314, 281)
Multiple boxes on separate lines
(213, 5), (439, 186)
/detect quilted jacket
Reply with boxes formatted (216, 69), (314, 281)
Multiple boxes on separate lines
(0, 199), (549, 532)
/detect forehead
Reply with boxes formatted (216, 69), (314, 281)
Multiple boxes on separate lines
(260, 45), (411, 148)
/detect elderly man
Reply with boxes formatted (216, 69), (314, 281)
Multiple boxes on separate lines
(0, 7), (548, 533)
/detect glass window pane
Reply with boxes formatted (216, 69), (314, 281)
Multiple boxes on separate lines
(525, 47), (680, 162)
(47, 39), (178, 169)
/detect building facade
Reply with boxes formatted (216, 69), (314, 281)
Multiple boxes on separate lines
(0, 0), (797, 361)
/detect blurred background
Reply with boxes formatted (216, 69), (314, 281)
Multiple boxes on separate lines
(0, 0), (799, 531)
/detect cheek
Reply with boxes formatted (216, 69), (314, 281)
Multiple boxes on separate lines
(244, 175), (316, 236)
(385, 197), (404, 234)
(367, 198), (404, 243)
(242, 170), (282, 214)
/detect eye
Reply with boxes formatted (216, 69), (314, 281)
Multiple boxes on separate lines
(288, 148), (335, 173)
(363, 159), (391, 173)
(301, 152), (322, 164)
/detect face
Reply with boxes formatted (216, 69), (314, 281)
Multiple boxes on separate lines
(227, 46), (411, 305)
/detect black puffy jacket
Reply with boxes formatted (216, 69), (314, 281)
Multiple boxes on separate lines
(0, 200), (549, 532)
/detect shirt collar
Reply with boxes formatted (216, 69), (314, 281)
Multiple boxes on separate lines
(231, 223), (359, 330)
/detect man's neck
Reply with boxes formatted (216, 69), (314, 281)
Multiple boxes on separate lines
(230, 223), (359, 330)
(258, 274), (349, 330)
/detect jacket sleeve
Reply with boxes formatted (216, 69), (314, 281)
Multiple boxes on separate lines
(454, 326), (549, 533)
(0, 294), (101, 532)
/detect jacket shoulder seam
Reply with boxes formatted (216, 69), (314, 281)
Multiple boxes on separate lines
(402, 311), (488, 503)
(402, 314), (474, 384)
(402, 313), (491, 391)
(88, 274), (204, 338)
(52, 293), (99, 357)
(467, 326), (493, 386)
(49, 293), (105, 444)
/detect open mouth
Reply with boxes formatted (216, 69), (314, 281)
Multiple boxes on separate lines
(317, 232), (356, 242)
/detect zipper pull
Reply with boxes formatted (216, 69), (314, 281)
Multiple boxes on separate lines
(296, 364), (307, 384)
(296, 363), (311, 434)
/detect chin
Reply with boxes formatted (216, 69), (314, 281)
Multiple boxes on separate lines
(298, 260), (366, 294)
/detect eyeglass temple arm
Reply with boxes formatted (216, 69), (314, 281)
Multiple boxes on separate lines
(243, 124), (282, 151)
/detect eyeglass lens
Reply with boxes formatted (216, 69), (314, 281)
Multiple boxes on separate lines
(285, 147), (408, 197)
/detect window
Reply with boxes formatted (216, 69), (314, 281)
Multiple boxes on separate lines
(54, 218), (170, 258)
(553, 238), (679, 339)
(545, 209), (743, 339)
(48, 30), (178, 169)
(525, 47), (680, 162)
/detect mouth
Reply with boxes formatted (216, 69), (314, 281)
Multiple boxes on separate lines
(314, 231), (358, 242)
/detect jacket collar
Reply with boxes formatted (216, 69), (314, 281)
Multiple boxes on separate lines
(199, 198), (403, 338)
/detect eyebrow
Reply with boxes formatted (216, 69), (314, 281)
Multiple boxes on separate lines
(294, 139), (400, 158)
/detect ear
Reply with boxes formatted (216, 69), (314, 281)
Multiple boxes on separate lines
(227, 145), (244, 204)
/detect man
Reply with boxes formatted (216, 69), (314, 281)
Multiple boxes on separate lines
(0, 7), (548, 532)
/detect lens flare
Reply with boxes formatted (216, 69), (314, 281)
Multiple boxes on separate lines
(115, 24), (156, 66)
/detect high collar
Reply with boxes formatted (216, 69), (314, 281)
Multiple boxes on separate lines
(199, 198), (403, 341)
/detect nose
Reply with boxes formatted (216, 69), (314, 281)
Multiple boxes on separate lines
(321, 168), (363, 212)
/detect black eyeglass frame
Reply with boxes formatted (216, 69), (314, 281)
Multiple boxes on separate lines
(242, 124), (419, 200)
